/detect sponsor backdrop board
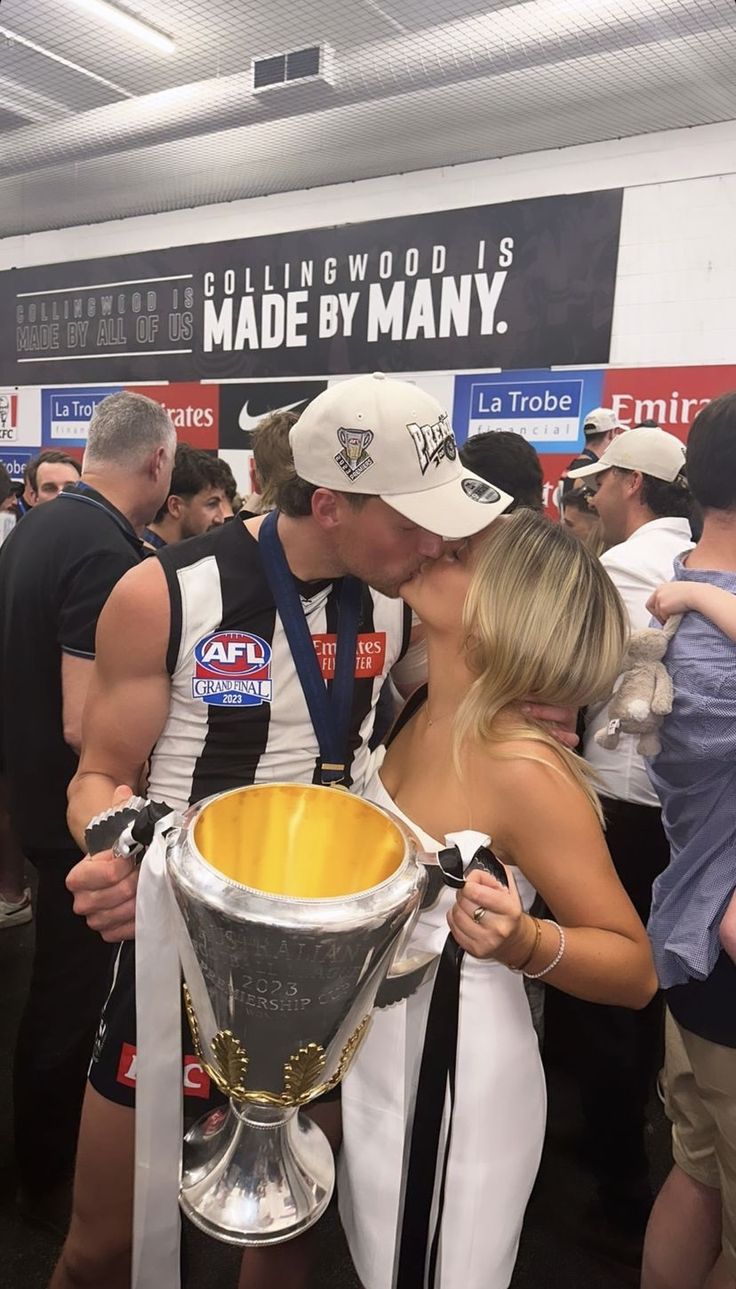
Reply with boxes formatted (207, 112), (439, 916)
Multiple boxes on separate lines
(218, 380), (328, 450)
(127, 382), (219, 449)
(218, 449), (256, 500)
(0, 390), (19, 444)
(217, 378), (329, 500)
(0, 388), (41, 447)
(6, 363), (736, 521)
(0, 190), (623, 384)
(42, 383), (219, 449)
(536, 365), (736, 514)
(453, 368), (605, 451)
(0, 448), (33, 480)
(537, 455), (574, 516)
(42, 386), (122, 447)
(601, 365), (736, 441)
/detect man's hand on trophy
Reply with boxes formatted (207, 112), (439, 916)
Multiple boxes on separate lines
(66, 784), (140, 942)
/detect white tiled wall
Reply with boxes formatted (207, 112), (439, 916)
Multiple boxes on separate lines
(2, 119), (735, 371)
(611, 173), (736, 366)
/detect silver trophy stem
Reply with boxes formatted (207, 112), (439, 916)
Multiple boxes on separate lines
(180, 1099), (334, 1245)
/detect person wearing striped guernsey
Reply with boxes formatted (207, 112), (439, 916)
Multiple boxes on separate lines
(51, 374), (527, 1289)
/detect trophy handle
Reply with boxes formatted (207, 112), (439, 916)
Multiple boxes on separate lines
(375, 943), (437, 1010)
(386, 945), (437, 981)
(375, 887), (438, 1010)
(373, 837), (446, 1010)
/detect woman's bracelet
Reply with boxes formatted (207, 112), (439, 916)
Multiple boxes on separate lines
(508, 915), (542, 973)
(523, 919), (566, 979)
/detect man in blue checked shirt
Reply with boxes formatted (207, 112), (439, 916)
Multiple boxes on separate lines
(641, 391), (736, 1289)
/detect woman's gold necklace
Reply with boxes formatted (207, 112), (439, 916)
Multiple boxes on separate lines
(424, 706), (453, 729)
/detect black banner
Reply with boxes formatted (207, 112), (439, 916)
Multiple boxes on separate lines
(218, 380), (328, 450)
(0, 190), (623, 385)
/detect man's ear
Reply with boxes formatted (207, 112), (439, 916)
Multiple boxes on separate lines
(310, 488), (342, 531)
(627, 470), (645, 501)
(150, 444), (169, 481)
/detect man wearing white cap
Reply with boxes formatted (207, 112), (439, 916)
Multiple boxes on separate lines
(51, 374), (581, 1289)
(561, 406), (623, 500)
(556, 425), (694, 1263)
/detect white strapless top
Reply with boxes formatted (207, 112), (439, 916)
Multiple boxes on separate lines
(340, 762), (547, 1289)
(363, 759), (537, 936)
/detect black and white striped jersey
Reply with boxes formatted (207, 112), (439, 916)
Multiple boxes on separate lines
(147, 518), (411, 812)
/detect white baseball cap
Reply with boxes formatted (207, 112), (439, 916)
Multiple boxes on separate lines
(289, 372), (513, 540)
(567, 425), (687, 482)
(582, 407), (624, 437)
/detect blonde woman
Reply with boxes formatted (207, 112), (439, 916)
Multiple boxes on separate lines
(339, 510), (657, 1289)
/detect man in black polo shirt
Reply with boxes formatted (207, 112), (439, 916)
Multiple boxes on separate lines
(0, 390), (175, 1218)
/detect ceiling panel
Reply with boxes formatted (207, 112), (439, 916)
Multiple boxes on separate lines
(0, 0), (734, 237)
(0, 106), (27, 131)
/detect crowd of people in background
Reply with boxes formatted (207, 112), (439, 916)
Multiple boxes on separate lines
(0, 379), (734, 1289)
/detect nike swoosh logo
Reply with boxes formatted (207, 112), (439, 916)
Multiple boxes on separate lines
(238, 399), (304, 432)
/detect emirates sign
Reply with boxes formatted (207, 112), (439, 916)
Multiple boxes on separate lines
(127, 382), (218, 448)
(602, 365), (736, 443)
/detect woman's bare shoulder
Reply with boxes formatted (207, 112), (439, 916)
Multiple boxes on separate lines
(471, 737), (588, 808)
(469, 738), (603, 864)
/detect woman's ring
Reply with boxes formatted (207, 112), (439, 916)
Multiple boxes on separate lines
(472, 906), (487, 924)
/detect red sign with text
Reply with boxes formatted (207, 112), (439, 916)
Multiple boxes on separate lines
(539, 365), (736, 515)
(539, 455), (569, 516)
(601, 365), (736, 444)
(312, 632), (387, 680)
(0, 391), (18, 441)
(127, 382), (219, 449)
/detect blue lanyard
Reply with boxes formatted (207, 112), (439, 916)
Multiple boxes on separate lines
(143, 527), (167, 549)
(259, 510), (362, 786)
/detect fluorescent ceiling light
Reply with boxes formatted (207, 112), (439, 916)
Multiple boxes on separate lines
(0, 24), (132, 96)
(68, 0), (176, 55)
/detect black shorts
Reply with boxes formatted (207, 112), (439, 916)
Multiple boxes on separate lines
(89, 941), (339, 1114)
(89, 941), (225, 1117)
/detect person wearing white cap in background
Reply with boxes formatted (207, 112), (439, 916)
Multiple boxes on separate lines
(52, 373), (581, 1289)
(549, 425), (694, 1267)
(561, 406), (624, 500)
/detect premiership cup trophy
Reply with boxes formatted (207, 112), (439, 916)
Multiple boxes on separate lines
(165, 782), (427, 1246)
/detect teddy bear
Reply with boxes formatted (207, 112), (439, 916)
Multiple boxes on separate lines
(595, 615), (682, 758)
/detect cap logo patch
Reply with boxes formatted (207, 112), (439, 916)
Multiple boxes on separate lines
(407, 414), (457, 474)
(335, 427), (374, 481)
(461, 478), (501, 504)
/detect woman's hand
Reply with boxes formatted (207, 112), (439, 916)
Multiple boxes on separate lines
(447, 867), (534, 965)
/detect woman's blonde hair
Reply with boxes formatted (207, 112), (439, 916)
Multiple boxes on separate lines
(455, 509), (627, 822)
